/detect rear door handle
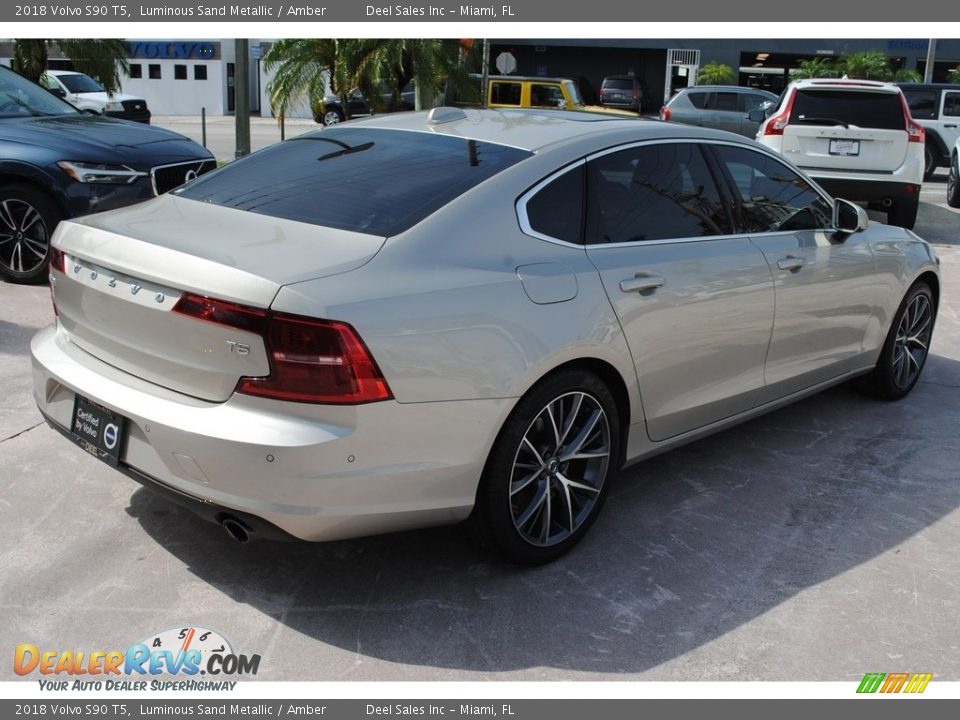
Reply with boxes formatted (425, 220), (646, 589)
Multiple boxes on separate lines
(777, 256), (807, 272)
(620, 273), (666, 294)
(944, 124), (958, 128)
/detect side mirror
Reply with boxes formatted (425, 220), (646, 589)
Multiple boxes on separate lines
(747, 108), (766, 122)
(833, 198), (869, 235)
(47, 87), (66, 99)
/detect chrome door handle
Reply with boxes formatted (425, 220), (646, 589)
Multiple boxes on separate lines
(777, 256), (807, 272)
(620, 273), (666, 294)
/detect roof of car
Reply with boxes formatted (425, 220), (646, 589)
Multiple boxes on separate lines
(896, 83), (960, 90)
(677, 85), (777, 94)
(602, 75), (641, 81)
(325, 107), (753, 153)
(788, 78), (901, 92)
(45, 70), (83, 76)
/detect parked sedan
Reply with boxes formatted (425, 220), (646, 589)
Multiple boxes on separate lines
(33, 108), (939, 564)
(1, 65), (215, 283)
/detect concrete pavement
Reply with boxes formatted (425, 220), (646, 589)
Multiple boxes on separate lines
(1, 178), (958, 683)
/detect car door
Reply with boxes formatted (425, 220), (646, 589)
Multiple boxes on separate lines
(584, 141), (775, 442)
(940, 90), (960, 151)
(709, 144), (879, 402)
(710, 90), (743, 134)
(739, 92), (773, 137)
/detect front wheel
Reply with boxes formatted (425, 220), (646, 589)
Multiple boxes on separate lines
(0, 184), (61, 284)
(472, 370), (620, 565)
(321, 107), (345, 126)
(858, 283), (935, 401)
(948, 156), (960, 208)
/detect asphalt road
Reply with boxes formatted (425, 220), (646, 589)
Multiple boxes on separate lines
(1, 173), (958, 683)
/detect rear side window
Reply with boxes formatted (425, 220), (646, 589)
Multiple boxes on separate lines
(491, 82), (522, 105)
(712, 145), (833, 233)
(178, 128), (532, 236)
(523, 165), (584, 243)
(905, 90), (939, 120)
(790, 89), (906, 130)
(586, 143), (731, 244)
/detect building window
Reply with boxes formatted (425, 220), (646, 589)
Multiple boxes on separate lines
(129, 63), (142, 79)
(174, 64), (187, 80)
(149, 64), (161, 80)
(194, 65), (208, 81)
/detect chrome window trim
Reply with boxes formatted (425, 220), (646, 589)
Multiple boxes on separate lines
(516, 137), (839, 249)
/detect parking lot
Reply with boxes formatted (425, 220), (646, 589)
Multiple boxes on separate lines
(1, 168), (958, 683)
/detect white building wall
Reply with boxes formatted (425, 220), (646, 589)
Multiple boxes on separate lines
(124, 58), (225, 115)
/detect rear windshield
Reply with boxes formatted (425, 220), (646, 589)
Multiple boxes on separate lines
(790, 89), (906, 130)
(603, 79), (635, 90)
(177, 128), (532, 236)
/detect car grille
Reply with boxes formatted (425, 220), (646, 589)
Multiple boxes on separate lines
(151, 159), (218, 195)
(122, 100), (148, 113)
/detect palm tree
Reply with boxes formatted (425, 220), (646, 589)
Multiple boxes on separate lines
(836, 50), (894, 80)
(13, 39), (129, 93)
(947, 67), (960, 83)
(697, 61), (735, 85)
(792, 57), (838, 79)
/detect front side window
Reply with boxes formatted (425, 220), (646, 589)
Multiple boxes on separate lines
(712, 145), (832, 233)
(530, 84), (565, 108)
(586, 143), (731, 244)
(742, 93), (770, 112)
(944, 92), (960, 117)
(714, 92), (739, 111)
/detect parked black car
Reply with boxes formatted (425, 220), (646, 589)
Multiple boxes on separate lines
(0, 65), (215, 283)
(314, 84), (416, 126)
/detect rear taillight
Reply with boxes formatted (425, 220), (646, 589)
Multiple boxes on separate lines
(48, 247), (65, 316)
(660, 106), (671, 121)
(172, 293), (392, 405)
(762, 89), (795, 136)
(632, 90), (639, 100)
(899, 92), (925, 144)
(49, 246), (65, 274)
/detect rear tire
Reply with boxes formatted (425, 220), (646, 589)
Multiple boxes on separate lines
(858, 282), (934, 401)
(0, 183), (61, 284)
(321, 107), (345, 126)
(887, 196), (919, 229)
(948, 155), (960, 209)
(923, 143), (936, 181)
(472, 370), (620, 565)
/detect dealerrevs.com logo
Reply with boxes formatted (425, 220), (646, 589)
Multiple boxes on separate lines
(857, 672), (933, 694)
(14, 627), (260, 691)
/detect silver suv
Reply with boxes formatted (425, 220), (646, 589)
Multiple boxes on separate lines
(898, 83), (960, 179)
(754, 79), (925, 229)
(660, 85), (778, 138)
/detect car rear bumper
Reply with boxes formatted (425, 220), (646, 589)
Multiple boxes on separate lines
(31, 324), (511, 542)
(808, 175), (920, 204)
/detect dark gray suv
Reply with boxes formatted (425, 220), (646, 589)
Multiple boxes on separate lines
(599, 76), (643, 112)
(661, 85), (778, 138)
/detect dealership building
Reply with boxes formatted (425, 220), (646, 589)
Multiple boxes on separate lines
(1, 38), (958, 117)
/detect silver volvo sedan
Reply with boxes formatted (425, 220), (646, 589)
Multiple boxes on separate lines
(32, 108), (940, 565)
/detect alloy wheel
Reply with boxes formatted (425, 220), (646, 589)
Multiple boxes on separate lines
(509, 391), (611, 547)
(892, 292), (933, 390)
(0, 198), (50, 277)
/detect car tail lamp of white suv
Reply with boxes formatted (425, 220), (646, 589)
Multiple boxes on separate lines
(755, 80), (925, 229)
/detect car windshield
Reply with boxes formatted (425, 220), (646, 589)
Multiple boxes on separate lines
(790, 89), (905, 130)
(57, 73), (104, 93)
(0, 68), (79, 118)
(562, 80), (584, 106)
(603, 79), (634, 90)
(177, 128), (533, 236)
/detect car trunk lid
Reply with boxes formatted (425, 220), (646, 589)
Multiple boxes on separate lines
(51, 194), (386, 402)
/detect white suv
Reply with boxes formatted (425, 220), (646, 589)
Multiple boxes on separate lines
(753, 79), (924, 228)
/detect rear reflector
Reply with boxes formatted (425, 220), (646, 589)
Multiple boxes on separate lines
(49, 246), (65, 274)
(173, 293), (392, 405)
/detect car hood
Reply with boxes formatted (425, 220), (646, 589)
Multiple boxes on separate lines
(71, 91), (144, 104)
(0, 115), (209, 164)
